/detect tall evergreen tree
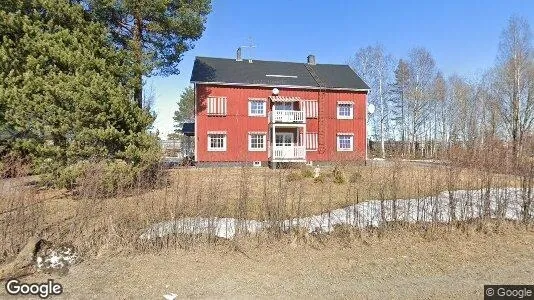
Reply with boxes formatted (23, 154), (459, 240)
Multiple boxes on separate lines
(0, 0), (157, 174)
(173, 86), (195, 130)
(83, 0), (211, 108)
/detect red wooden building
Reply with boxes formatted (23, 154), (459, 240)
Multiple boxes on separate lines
(190, 52), (370, 166)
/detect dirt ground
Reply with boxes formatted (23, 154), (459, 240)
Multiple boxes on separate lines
(4, 229), (532, 299)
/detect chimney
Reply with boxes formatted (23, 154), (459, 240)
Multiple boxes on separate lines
(307, 54), (316, 65)
(236, 47), (242, 61)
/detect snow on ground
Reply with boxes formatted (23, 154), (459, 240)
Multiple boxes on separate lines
(36, 244), (79, 272)
(140, 188), (532, 240)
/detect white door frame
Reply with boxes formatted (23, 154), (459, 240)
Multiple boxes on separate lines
(275, 132), (294, 146)
(274, 102), (294, 111)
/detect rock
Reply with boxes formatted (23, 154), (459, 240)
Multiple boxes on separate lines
(0, 238), (79, 280)
(0, 236), (43, 280)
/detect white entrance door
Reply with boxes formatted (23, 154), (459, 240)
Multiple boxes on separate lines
(275, 132), (294, 158)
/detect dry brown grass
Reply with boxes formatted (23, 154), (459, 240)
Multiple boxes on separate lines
(12, 223), (534, 299)
(0, 160), (526, 263)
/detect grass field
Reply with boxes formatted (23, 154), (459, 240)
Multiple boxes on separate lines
(0, 160), (524, 261)
(1, 160), (533, 299)
(7, 225), (534, 299)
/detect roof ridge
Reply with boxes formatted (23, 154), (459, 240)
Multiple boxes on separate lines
(195, 56), (350, 67)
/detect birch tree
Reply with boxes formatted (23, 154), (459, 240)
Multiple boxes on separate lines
(432, 72), (446, 156)
(390, 59), (410, 156)
(495, 16), (533, 159)
(351, 45), (393, 158)
(406, 48), (436, 156)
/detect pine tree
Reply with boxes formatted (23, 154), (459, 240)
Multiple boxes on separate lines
(173, 86), (195, 130)
(0, 0), (158, 176)
(82, 0), (211, 108)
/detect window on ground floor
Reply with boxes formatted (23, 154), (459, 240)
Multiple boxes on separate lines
(208, 133), (227, 151)
(337, 134), (354, 151)
(248, 133), (266, 151)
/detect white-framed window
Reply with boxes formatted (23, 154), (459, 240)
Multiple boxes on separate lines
(337, 101), (354, 119)
(248, 99), (266, 117)
(207, 97), (227, 116)
(248, 132), (266, 151)
(274, 102), (293, 111)
(208, 132), (227, 151)
(337, 133), (354, 151)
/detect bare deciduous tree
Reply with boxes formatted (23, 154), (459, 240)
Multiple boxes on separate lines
(495, 16), (533, 159)
(350, 45), (394, 158)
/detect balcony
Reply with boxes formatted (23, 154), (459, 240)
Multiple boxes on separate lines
(271, 145), (306, 161)
(269, 110), (305, 124)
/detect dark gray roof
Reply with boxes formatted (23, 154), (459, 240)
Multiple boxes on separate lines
(190, 56), (370, 91)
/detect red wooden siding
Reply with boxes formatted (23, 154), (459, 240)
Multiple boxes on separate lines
(195, 84), (367, 163)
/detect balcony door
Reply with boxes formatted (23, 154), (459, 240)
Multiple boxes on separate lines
(275, 132), (294, 147)
(275, 132), (294, 158)
(274, 102), (294, 111)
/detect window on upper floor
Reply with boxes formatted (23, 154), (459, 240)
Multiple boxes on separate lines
(207, 97), (227, 116)
(248, 99), (266, 117)
(337, 101), (354, 119)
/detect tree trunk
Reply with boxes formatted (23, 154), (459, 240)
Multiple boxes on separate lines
(379, 78), (385, 158)
(133, 10), (144, 108)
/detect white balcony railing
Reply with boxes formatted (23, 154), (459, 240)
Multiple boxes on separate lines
(271, 146), (306, 161)
(270, 110), (305, 123)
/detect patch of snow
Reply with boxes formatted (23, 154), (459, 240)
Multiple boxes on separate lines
(36, 244), (79, 271)
(139, 188), (533, 240)
(163, 293), (177, 300)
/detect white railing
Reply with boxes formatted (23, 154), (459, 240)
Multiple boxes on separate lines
(270, 110), (305, 123)
(271, 146), (306, 160)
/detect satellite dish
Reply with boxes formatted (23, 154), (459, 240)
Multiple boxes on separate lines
(272, 88), (279, 95)
(368, 103), (375, 114)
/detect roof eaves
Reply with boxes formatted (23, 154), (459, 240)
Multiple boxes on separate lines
(191, 81), (371, 92)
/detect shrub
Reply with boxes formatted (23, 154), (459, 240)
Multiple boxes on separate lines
(349, 171), (362, 183)
(332, 166), (346, 184)
(287, 171), (302, 182)
(40, 138), (164, 197)
(301, 167), (314, 178)
(314, 174), (326, 183)
(0, 152), (31, 178)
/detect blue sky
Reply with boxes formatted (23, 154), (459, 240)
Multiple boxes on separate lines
(148, 0), (534, 138)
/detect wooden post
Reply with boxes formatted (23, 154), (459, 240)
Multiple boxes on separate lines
(272, 124), (276, 169)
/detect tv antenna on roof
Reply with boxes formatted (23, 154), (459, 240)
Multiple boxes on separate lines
(240, 36), (256, 62)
